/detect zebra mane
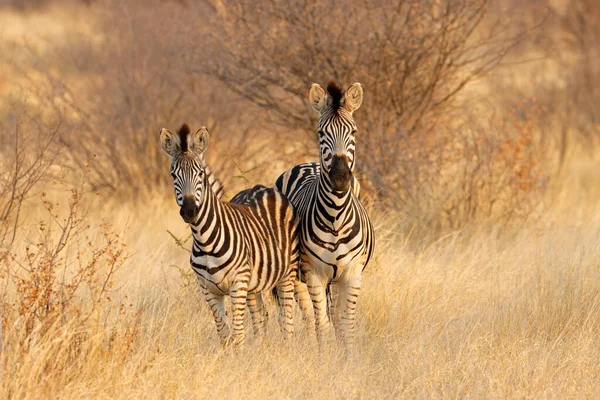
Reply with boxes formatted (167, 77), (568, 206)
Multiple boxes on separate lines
(327, 81), (343, 112)
(177, 123), (191, 152)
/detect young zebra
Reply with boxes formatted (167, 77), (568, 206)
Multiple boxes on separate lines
(160, 124), (298, 345)
(275, 82), (374, 346)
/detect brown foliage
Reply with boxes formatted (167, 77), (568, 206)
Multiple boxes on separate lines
(0, 104), (134, 384)
(1, 0), (549, 232)
(198, 0), (520, 133)
(189, 0), (543, 231)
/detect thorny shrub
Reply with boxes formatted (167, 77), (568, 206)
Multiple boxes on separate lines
(0, 176), (140, 392)
(384, 100), (548, 235)
(0, 104), (139, 388)
(1, 172), (131, 335)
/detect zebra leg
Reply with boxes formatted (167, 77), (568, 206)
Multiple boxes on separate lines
(203, 291), (230, 345)
(276, 275), (295, 339)
(328, 282), (343, 341)
(339, 274), (362, 347)
(305, 271), (331, 340)
(294, 280), (315, 325)
(247, 292), (268, 336)
(230, 281), (249, 345)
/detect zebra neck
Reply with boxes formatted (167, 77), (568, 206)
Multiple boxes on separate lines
(316, 172), (353, 232)
(189, 187), (224, 250)
(203, 163), (224, 199)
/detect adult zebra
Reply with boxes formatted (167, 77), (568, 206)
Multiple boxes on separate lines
(160, 124), (298, 345)
(275, 82), (374, 346)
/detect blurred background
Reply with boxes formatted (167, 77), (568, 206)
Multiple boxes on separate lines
(3, 0), (598, 234)
(2, 1), (600, 397)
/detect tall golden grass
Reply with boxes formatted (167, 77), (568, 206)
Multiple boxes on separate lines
(2, 2), (600, 398)
(2, 164), (600, 398)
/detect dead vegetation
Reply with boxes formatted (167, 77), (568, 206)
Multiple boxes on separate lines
(1, 0), (600, 398)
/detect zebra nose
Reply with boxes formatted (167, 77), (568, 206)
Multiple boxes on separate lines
(180, 195), (199, 223)
(329, 155), (351, 191)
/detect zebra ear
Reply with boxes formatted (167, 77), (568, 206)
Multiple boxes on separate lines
(344, 82), (363, 113)
(159, 128), (181, 157)
(192, 126), (210, 154)
(308, 83), (327, 113)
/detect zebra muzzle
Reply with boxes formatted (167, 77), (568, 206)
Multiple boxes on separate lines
(329, 155), (351, 192)
(180, 195), (199, 223)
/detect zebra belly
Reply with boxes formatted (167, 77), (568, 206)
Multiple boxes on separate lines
(247, 270), (274, 293)
(191, 255), (281, 295)
(190, 253), (242, 295)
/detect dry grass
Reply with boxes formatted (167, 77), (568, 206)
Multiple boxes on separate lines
(2, 2), (600, 399)
(2, 164), (600, 399)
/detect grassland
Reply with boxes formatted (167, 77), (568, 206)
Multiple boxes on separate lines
(3, 171), (600, 398)
(2, 2), (600, 399)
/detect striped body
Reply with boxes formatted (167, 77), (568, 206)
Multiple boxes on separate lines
(160, 125), (298, 345)
(274, 82), (374, 346)
(190, 184), (297, 295)
(275, 162), (372, 276)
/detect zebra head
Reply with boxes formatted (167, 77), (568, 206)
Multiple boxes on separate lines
(159, 124), (210, 223)
(309, 81), (363, 192)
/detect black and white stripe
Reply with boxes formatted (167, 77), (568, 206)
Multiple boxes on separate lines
(275, 82), (374, 346)
(160, 124), (298, 345)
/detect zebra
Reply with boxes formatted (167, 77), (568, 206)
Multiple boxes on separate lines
(160, 124), (298, 345)
(274, 82), (374, 346)
(188, 139), (273, 334)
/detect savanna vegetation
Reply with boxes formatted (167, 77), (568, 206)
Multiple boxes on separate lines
(1, 0), (599, 398)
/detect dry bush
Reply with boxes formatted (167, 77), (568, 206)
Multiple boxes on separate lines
(188, 0), (547, 231)
(0, 101), (60, 358)
(7, 180), (127, 336)
(500, 0), (600, 170)
(197, 0), (522, 135)
(542, 0), (600, 173)
(550, 0), (600, 140)
(388, 100), (549, 235)
(0, 102), (61, 251)
(1, 177), (136, 398)
(0, 101), (135, 394)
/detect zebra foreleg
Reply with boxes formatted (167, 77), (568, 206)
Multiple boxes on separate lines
(276, 275), (296, 339)
(305, 271), (331, 341)
(229, 280), (250, 345)
(294, 280), (315, 325)
(203, 292), (230, 346)
(247, 292), (268, 336)
(339, 274), (362, 348)
(328, 282), (343, 341)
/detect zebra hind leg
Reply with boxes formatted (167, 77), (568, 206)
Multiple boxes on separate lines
(276, 276), (295, 339)
(247, 292), (268, 336)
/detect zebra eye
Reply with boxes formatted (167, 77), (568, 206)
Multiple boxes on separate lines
(170, 172), (176, 179)
(318, 130), (325, 138)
